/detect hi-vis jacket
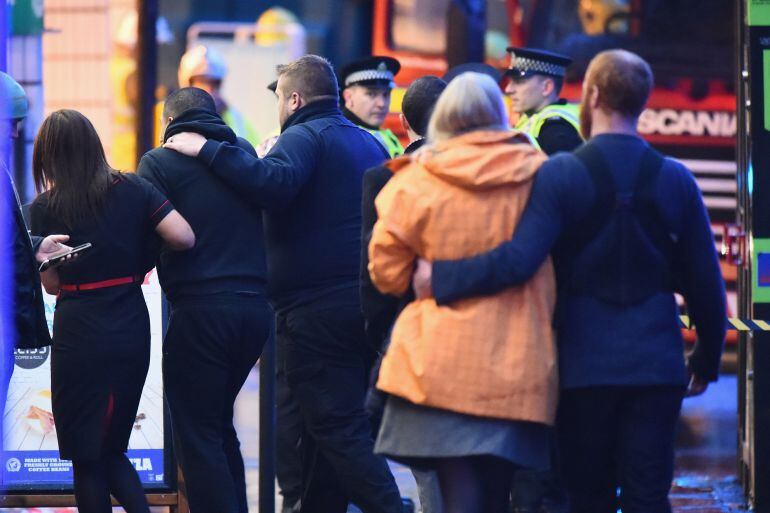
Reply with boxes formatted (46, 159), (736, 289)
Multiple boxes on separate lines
(365, 127), (404, 158)
(515, 102), (580, 139)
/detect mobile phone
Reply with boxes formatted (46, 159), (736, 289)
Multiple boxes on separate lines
(38, 243), (92, 272)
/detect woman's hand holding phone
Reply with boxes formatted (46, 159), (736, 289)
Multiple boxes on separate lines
(38, 242), (92, 272)
(35, 235), (72, 263)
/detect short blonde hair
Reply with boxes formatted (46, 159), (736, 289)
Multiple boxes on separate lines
(427, 72), (508, 143)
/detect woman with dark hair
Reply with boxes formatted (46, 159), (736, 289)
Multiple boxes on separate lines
(29, 109), (194, 513)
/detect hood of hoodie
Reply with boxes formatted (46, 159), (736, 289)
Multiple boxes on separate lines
(163, 108), (238, 144)
(407, 130), (546, 189)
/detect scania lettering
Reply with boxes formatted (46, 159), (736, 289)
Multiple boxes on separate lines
(639, 109), (736, 138)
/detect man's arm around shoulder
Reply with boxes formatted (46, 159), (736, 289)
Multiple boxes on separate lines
(430, 155), (570, 304)
(235, 136), (258, 158)
(167, 127), (319, 211)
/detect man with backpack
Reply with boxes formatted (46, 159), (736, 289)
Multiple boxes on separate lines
(413, 50), (726, 513)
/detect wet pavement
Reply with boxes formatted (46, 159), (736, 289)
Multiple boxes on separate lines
(2, 371), (749, 512)
(671, 374), (747, 512)
(234, 370), (750, 513)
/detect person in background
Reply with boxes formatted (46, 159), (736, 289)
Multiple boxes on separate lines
(257, 79), (281, 158)
(254, 7), (307, 61)
(415, 50), (726, 513)
(0, 72), (71, 452)
(163, 55), (404, 513)
(178, 45), (260, 147)
(340, 56), (404, 158)
(442, 62), (502, 84)
(360, 75), (447, 513)
(505, 47), (583, 155)
(29, 110), (194, 513)
(110, 11), (175, 171)
(138, 87), (272, 513)
(369, 72), (557, 513)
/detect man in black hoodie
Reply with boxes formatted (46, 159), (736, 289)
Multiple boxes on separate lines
(137, 87), (272, 513)
(164, 56), (403, 513)
(360, 76), (446, 353)
(360, 75), (446, 513)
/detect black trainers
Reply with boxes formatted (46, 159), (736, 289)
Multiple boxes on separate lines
(401, 497), (415, 513)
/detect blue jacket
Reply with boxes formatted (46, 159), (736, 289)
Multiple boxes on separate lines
(198, 99), (389, 311)
(432, 134), (726, 389)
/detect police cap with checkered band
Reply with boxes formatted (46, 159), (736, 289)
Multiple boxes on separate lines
(505, 47), (572, 79)
(340, 56), (400, 89)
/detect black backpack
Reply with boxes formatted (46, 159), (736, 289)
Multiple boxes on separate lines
(553, 143), (679, 306)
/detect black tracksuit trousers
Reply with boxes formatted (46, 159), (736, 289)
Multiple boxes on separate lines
(558, 385), (685, 513)
(276, 287), (402, 513)
(163, 294), (273, 513)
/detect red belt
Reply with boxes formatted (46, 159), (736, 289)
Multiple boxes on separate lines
(60, 275), (143, 292)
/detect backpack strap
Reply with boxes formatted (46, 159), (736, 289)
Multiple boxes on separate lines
(633, 147), (677, 276)
(556, 143), (616, 256)
(554, 143), (676, 298)
(634, 147), (665, 212)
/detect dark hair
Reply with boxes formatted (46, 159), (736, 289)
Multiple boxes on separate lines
(277, 55), (339, 102)
(402, 76), (447, 136)
(587, 50), (653, 118)
(163, 87), (217, 119)
(549, 76), (564, 95)
(33, 110), (116, 227)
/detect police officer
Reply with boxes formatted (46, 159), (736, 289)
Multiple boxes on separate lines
(340, 56), (404, 158)
(505, 47), (583, 155)
(178, 45), (260, 147)
(505, 47), (582, 512)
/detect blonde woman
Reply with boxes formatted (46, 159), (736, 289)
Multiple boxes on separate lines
(368, 73), (557, 513)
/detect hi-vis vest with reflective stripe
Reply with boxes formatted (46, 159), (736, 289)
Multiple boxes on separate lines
(515, 103), (581, 146)
(222, 108), (261, 148)
(363, 127), (404, 158)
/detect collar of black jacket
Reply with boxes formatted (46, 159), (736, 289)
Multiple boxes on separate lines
(404, 138), (425, 154)
(164, 108), (237, 144)
(282, 98), (342, 133)
(341, 105), (380, 131)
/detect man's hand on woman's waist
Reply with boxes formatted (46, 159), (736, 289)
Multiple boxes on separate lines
(412, 258), (433, 299)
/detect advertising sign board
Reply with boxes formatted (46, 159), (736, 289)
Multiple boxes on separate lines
(2, 270), (168, 490)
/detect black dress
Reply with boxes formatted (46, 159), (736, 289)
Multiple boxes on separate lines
(29, 173), (173, 461)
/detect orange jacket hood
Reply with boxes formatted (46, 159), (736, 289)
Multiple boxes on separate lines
(386, 130), (545, 189)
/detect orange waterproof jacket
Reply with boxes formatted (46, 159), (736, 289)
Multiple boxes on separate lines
(369, 130), (558, 424)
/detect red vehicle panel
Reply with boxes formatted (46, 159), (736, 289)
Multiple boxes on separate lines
(372, 0), (737, 344)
